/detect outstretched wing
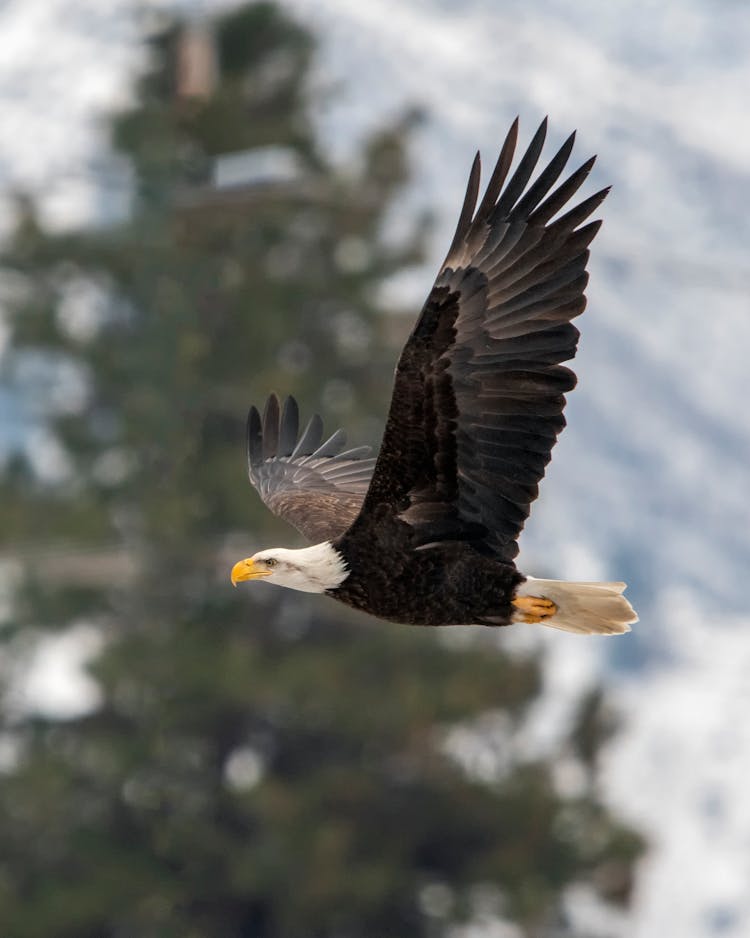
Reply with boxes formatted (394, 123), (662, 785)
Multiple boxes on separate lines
(247, 394), (376, 542)
(357, 118), (607, 563)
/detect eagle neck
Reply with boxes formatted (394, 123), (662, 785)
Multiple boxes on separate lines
(298, 541), (349, 593)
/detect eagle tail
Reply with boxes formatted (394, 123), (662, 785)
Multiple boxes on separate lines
(513, 577), (638, 635)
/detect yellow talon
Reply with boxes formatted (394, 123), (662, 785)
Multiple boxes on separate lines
(512, 595), (557, 624)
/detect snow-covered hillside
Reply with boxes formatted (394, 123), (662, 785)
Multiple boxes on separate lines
(2, 1), (749, 936)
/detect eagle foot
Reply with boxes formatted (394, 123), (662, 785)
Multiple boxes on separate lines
(512, 595), (557, 624)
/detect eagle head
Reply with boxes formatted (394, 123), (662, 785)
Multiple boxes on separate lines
(231, 542), (348, 594)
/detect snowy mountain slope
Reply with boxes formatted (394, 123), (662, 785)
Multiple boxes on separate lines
(2, 1), (750, 936)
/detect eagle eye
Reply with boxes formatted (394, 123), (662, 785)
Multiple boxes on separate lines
(265, 558), (277, 568)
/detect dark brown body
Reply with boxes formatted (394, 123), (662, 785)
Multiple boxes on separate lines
(333, 511), (524, 626)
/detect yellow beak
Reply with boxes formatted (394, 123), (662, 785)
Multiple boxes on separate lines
(230, 558), (272, 587)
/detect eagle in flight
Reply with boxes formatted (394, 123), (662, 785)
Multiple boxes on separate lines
(231, 118), (637, 635)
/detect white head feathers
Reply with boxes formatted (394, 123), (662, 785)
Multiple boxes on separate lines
(233, 541), (349, 594)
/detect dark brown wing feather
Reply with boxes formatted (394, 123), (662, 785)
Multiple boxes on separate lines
(247, 394), (375, 542)
(358, 118), (608, 563)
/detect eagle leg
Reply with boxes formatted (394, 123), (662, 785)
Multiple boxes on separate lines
(511, 595), (557, 624)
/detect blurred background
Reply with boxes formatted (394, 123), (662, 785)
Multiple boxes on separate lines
(0, 1), (748, 936)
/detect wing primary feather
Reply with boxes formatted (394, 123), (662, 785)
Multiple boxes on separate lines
(290, 413), (324, 459)
(546, 185), (611, 236)
(307, 427), (347, 460)
(335, 445), (372, 460)
(482, 224), (543, 276)
(320, 464), (376, 484)
(321, 462), (374, 478)
(279, 396), (299, 456)
(485, 232), (591, 300)
(492, 116), (548, 220)
(528, 156), (596, 226)
(489, 260), (590, 314)
(246, 405), (263, 472)
(442, 151), (482, 267)
(511, 130), (576, 219)
(487, 240), (596, 305)
(262, 394), (280, 460)
(473, 117), (520, 226)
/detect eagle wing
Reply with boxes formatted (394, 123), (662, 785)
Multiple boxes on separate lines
(357, 118), (607, 563)
(247, 394), (376, 542)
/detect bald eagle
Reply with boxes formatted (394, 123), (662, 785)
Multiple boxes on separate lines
(231, 119), (637, 635)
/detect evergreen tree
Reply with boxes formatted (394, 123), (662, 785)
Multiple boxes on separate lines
(0, 4), (643, 936)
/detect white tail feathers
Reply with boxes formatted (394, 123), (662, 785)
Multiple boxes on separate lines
(514, 577), (638, 635)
